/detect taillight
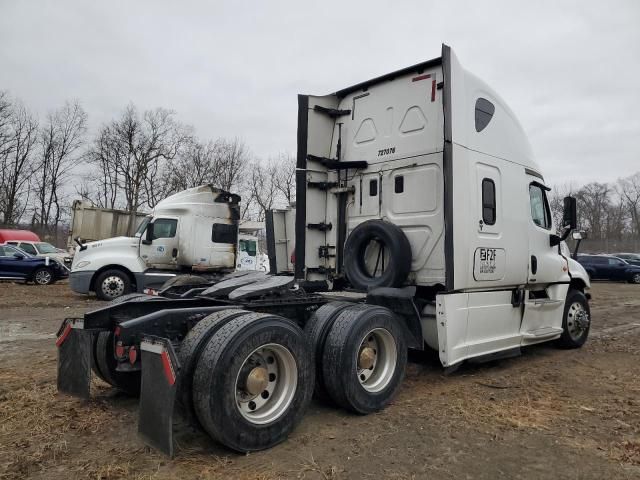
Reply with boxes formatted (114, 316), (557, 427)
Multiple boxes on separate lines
(128, 346), (138, 364)
(115, 341), (125, 359)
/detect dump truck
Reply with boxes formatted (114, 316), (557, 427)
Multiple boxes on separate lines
(57, 45), (591, 456)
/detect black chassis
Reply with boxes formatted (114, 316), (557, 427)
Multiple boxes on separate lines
(56, 283), (426, 455)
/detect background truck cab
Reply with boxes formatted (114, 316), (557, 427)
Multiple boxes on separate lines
(69, 185), (241, 300)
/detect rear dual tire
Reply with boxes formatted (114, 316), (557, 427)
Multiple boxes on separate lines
(321, 304), (407, 414)
(192, 312), (314, 452)
(303, 301), (354, 401)
(305, 302), (407, 414)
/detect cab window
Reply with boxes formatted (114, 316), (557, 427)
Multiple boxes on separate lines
(529, 184), (551, 230)
(481, 178), (496, 225)
(239, 239), (257, 257)
(19, 243), (38, 255)
(152, 219), (178, 239)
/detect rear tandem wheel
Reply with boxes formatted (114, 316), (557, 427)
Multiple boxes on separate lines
(322, 304), (407, 414)
(192, 312), (314, 452)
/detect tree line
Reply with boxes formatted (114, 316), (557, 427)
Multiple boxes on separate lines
(2, 90), (639, 253)
(550, 174), (640, 252)
(0, 91), (295, 240)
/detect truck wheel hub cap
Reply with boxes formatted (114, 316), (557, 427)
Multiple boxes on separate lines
(356, 328), (397, 393)
(235, 343), (297, 425)
(358, 347), (376, 370)
(567, 302), (590, 339)
(103, 276), (124, 296)
(245, 367), (269, 396)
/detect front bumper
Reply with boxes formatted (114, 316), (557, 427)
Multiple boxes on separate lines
(69, 270), (95, 294)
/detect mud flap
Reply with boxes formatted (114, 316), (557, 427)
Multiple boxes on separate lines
(56, 318), (93, 399)
(138, 335), (181, 457)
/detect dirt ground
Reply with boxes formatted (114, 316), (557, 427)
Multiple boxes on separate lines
(0, 281), (639, 479)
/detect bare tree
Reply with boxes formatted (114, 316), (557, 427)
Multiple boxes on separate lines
(248, 161), (278, 221)
(618, 173), (640, 240)
(214, 137), (250, 192)
(162, 137), (219, 193)
(272, 152), (296, 204)
(32, 100), (87, 237)
(0, 98), (38, 225)
(85, 104), (189, 233)
(576, 182), (611, 240)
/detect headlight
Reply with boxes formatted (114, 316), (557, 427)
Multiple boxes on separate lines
(75, 260), (91, 269)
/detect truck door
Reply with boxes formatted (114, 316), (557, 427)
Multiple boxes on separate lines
(140, 217), (179, 268)
(520, 177), (569, 339)
(526, 178), (566, 285)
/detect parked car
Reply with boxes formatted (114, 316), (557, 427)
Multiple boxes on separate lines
(3, 240), (72, 267)
(612, 253), (640, 267)
(0, 244), (69, 285)
(577, 254), (640, 284)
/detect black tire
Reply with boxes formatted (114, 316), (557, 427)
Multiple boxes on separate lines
(629, 272), (640, 284)
(32, 267), (54, 285)
(322, 304), (407, 414)
(176, 309), (249, 421)
(343, 220), (412, 290)
(91, 294), (154, 382)
(303, 301), (354, 401)
(557, 289), (591, 349)
(94, 269), (132, 301)
(107, 293), (149, 306)
(192, 312), (314, 452)
(94, 331), (140, 396)
(160, 274), (208, 290)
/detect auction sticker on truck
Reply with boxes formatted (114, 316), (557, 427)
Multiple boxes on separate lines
(473, 247), (506, 281)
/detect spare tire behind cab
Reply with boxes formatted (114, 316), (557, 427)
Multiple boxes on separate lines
(343, 220), (412, 290)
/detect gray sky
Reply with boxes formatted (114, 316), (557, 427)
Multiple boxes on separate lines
(1, 0), (639, 186)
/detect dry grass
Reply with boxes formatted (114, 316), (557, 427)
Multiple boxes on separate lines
(0, 373), (118, 479)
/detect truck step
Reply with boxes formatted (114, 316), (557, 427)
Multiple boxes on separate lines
(522, 326), (563, 338)
(529, 298), (564, 307)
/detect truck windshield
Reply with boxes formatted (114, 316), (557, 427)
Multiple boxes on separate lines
(35, 242), (58, 254)
(135, 217), (152, 237)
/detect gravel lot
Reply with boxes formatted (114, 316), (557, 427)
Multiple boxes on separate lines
(1, 281), (639, 479)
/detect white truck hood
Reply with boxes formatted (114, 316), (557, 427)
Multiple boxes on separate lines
(72, 236), (140, 270)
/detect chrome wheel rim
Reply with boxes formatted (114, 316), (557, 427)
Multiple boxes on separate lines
(35, 270), (51, 285)
(102, 275), (125, 298)
(567, 301), (590, 341)
(235, 343), (297, 425)
(633, 273), (640, 284)
(356, 328), (397, 393)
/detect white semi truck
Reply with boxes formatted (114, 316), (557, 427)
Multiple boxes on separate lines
(69, 186), (264, 300)
(58, 45), (591, 456)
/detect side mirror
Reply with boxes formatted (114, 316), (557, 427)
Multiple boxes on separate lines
(571, 231), (584, 241)
(142, 223), (154, 245)
(562, 196), (577, 230)
(13, 253), (24, 260)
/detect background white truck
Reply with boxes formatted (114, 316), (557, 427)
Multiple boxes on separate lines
(69, 185), (264, 300)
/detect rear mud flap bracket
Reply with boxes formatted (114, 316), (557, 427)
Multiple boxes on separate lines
(138, 335), (181, 457)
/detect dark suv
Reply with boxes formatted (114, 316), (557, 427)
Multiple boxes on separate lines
(0, 244), (69, 285)
(612, 253), (640, 267)
(577, 254), (640, 284)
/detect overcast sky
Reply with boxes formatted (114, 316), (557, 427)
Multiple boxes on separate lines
(1, 0), (639, 186)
